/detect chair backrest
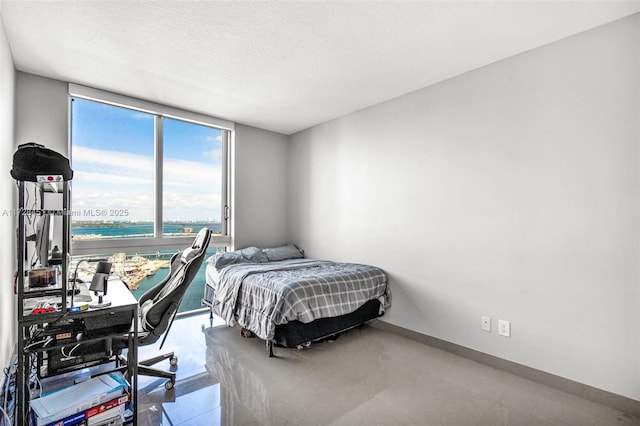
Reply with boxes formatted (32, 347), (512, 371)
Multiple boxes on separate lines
(138, 227), (211, 345)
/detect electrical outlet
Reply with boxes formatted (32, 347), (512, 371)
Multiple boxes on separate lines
(498, 320), (511, 337)
(481, 316), (491, 332)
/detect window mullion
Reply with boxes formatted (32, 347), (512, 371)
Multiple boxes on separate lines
(155, 116), (164, 238)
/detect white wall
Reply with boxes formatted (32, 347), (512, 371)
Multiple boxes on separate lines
(233, 124), (289, 249)
(288, 15), (640, 400)
(0, 11), (16, 369)
(15, 72), (68, 154)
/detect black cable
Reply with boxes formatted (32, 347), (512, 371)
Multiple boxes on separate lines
(22, 311), (71, 350)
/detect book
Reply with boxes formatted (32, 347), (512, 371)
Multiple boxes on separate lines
(87, 406), (123, 426)
(91, 414), (123, 426)
(85, 393), (129, 421)
(31, 372), (127, 426)
(46, 392), (129, 426)
(46, 412), (86, 426)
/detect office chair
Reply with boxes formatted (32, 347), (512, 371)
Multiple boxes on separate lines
(116, 227), (211, 390)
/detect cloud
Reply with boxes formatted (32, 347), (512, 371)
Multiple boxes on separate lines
(71, 190), (154, 221)
(73, 146), (154, 178)
(72, 189), (221, 221)
(74, 171), (153, 186)
(74, 146), (221, 188)
(202, 148), (223, 162)
(72, 146), (223, 221)
(163, 191), (222, 221)
(163, 158), (222, 189)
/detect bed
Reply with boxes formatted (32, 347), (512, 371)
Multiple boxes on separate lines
(202, 244), (391, 356)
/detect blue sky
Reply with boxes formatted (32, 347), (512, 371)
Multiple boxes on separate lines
(71, 98), (223, 222)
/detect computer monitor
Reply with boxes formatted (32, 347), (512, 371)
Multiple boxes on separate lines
(35, 213), (53, 267)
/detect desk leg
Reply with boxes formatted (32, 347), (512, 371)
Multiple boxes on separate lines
(131, 316), (138, 424)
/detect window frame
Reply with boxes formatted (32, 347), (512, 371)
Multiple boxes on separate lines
(68, 84), (233, 255)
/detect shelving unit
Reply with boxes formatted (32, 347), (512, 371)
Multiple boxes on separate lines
(13, 178), (137, 425)
(15, 179), (70, 425)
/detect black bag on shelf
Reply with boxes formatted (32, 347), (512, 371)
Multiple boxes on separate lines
(10, 142), (73, 182)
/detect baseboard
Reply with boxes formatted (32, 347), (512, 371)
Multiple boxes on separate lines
(368, 319), (640, 417)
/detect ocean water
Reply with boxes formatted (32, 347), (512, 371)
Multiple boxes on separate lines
(73, 221), (222, 238)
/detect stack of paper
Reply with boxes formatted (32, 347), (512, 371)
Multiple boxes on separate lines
(30, 372), (128, 426)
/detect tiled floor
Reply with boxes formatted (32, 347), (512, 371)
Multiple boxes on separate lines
(136, 313), (639, 426)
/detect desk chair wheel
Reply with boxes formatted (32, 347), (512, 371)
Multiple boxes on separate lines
(170, 356), (178, 367)
(165, 379), (175, 390)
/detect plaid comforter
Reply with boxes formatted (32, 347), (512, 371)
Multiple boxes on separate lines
(211, 259), (390, 340)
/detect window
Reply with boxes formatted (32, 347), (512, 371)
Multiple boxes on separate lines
(69, 85), (233, 312)
(162, 117), (225, 235)
(71, 99), (156, 239)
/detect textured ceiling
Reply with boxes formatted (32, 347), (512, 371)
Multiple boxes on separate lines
(1, 1), (640, 135)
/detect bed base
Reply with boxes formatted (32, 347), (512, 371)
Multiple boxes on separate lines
(267, 298), (383, 357)
(203, 295), (383, 357)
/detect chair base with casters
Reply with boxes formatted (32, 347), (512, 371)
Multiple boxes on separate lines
(118, 352), (178, 390)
